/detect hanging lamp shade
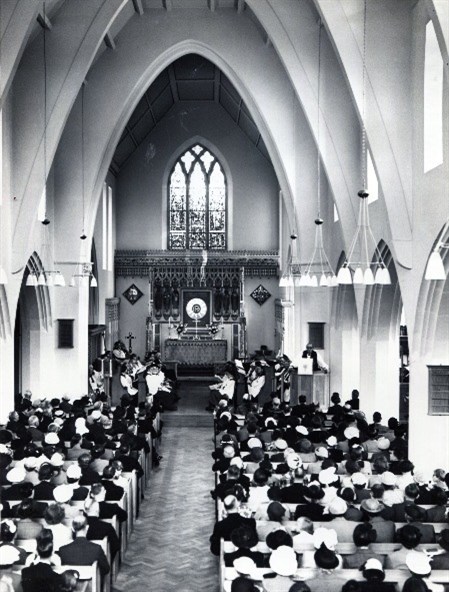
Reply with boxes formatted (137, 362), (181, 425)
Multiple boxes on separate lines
(54, 272), (65, 287)
(69, 276), (76, 288)
(90, 276), (98, 288)
(337, 266), (352, 285)
(363, 267), (375, 285)
(309, 274), (318, 287)
(0, 267), (7, 285)
(330, 275), (339, 287)
(37, 273), (47, 286)
(319, 273), (328, 287)
(425, 250), (446, 280)
(26, 273), (38, 287)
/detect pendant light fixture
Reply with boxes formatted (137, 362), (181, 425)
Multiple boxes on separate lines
(300, 20), (336, 289)
(68, 82), (97, 290)
(35, 2), (65, 287)
(336, 0), (391, 286)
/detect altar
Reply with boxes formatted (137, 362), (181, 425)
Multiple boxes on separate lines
(164, 339), (227, 366)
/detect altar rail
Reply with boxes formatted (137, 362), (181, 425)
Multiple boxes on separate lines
(164, 338), (227, 366)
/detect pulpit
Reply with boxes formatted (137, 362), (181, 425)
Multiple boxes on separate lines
(164, 339), (227, 366)
(291, 371), (330, 408)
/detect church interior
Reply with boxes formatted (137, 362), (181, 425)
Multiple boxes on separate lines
(0, 1), (448, 591)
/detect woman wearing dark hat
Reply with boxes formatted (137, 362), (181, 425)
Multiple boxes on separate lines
(344, 523), (385, 568)
(302, 543), (348, 592)
(294, 483), (327, 522)
(224, 525), (266, 567)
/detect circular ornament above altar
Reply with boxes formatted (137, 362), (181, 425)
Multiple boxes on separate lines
(186, 297), (208, 320)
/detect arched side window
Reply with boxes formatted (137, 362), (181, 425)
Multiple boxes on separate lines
(168, 144), (227, 250)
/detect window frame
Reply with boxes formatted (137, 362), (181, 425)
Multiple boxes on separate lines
(167, 144), (228, 251)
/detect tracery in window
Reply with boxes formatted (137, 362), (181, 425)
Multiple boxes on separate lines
(168, 144), (226, 250)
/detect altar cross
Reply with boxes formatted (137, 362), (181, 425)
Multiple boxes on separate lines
(125, 332), (136, 353)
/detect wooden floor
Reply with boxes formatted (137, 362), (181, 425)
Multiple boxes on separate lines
(113, 381), (219, 592)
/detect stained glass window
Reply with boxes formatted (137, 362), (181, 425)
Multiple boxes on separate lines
(168, 144), (227, 250)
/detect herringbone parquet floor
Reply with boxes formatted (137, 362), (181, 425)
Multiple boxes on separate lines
(113, 382), (219, 592)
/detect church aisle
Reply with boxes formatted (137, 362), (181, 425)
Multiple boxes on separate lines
(113, 425), (218, 592)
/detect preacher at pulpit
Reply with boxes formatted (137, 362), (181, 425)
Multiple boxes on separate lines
(302, 343), (329, 373)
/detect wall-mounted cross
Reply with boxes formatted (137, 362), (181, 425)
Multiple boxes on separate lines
(125, 332), (136, 353)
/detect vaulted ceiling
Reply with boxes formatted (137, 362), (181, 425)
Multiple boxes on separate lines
(110, 53), (269, 173)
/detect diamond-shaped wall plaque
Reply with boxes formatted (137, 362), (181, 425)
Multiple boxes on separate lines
(123, 283), (144, 305)
(250, 284), (271, 306)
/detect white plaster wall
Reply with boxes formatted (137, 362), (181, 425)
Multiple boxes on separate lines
(116, 102), (278, 251)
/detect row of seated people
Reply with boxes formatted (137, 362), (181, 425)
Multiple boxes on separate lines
(208, 391), (449, 592)
(0, 386), (163, 591)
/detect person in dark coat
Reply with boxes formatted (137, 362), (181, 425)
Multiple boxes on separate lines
(21, 529), (62, 592)
(114, 444), (144, 479)
(431, 529), (449, 570)
(210, 495), (256, 556)
(84, 496), (120, 559)
(101, 465), (124, 501)
(33, 463), (55, 500)
(78, 453), (102, 486)
(58, 514), (110, 576)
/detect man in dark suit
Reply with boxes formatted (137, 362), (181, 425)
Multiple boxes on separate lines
(84, 497), (121, 559)
(101, 465), (124, 501)
(58, 514), (110, 576)
(209, 495), (256, 556)
(114, 444), (144, 479)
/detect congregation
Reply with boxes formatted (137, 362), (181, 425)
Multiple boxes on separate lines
(0, 352), (168, 592)
(207, 359), (449, 592)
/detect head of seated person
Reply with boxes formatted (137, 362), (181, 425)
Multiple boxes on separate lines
(266, 529), (293, 550)
(36, 528), (54, 559)
(16, 498), (35, 519)
(223, 495), (240, 514)
(0, 520), (18, 544)
(58, 570), (80, 592)
(252, 469), (269, 487)
(78, 453), (93, 470)
(89, 482), (106, 503)
(266, 501), (286, 523)
(71, 515), (89, 538)
(44, 503), (65, 526)
(353, 523), (377, 547)
(397, 525), (422, 550)
(399, 460), (415, 476)
(373, 457), (389, 475)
